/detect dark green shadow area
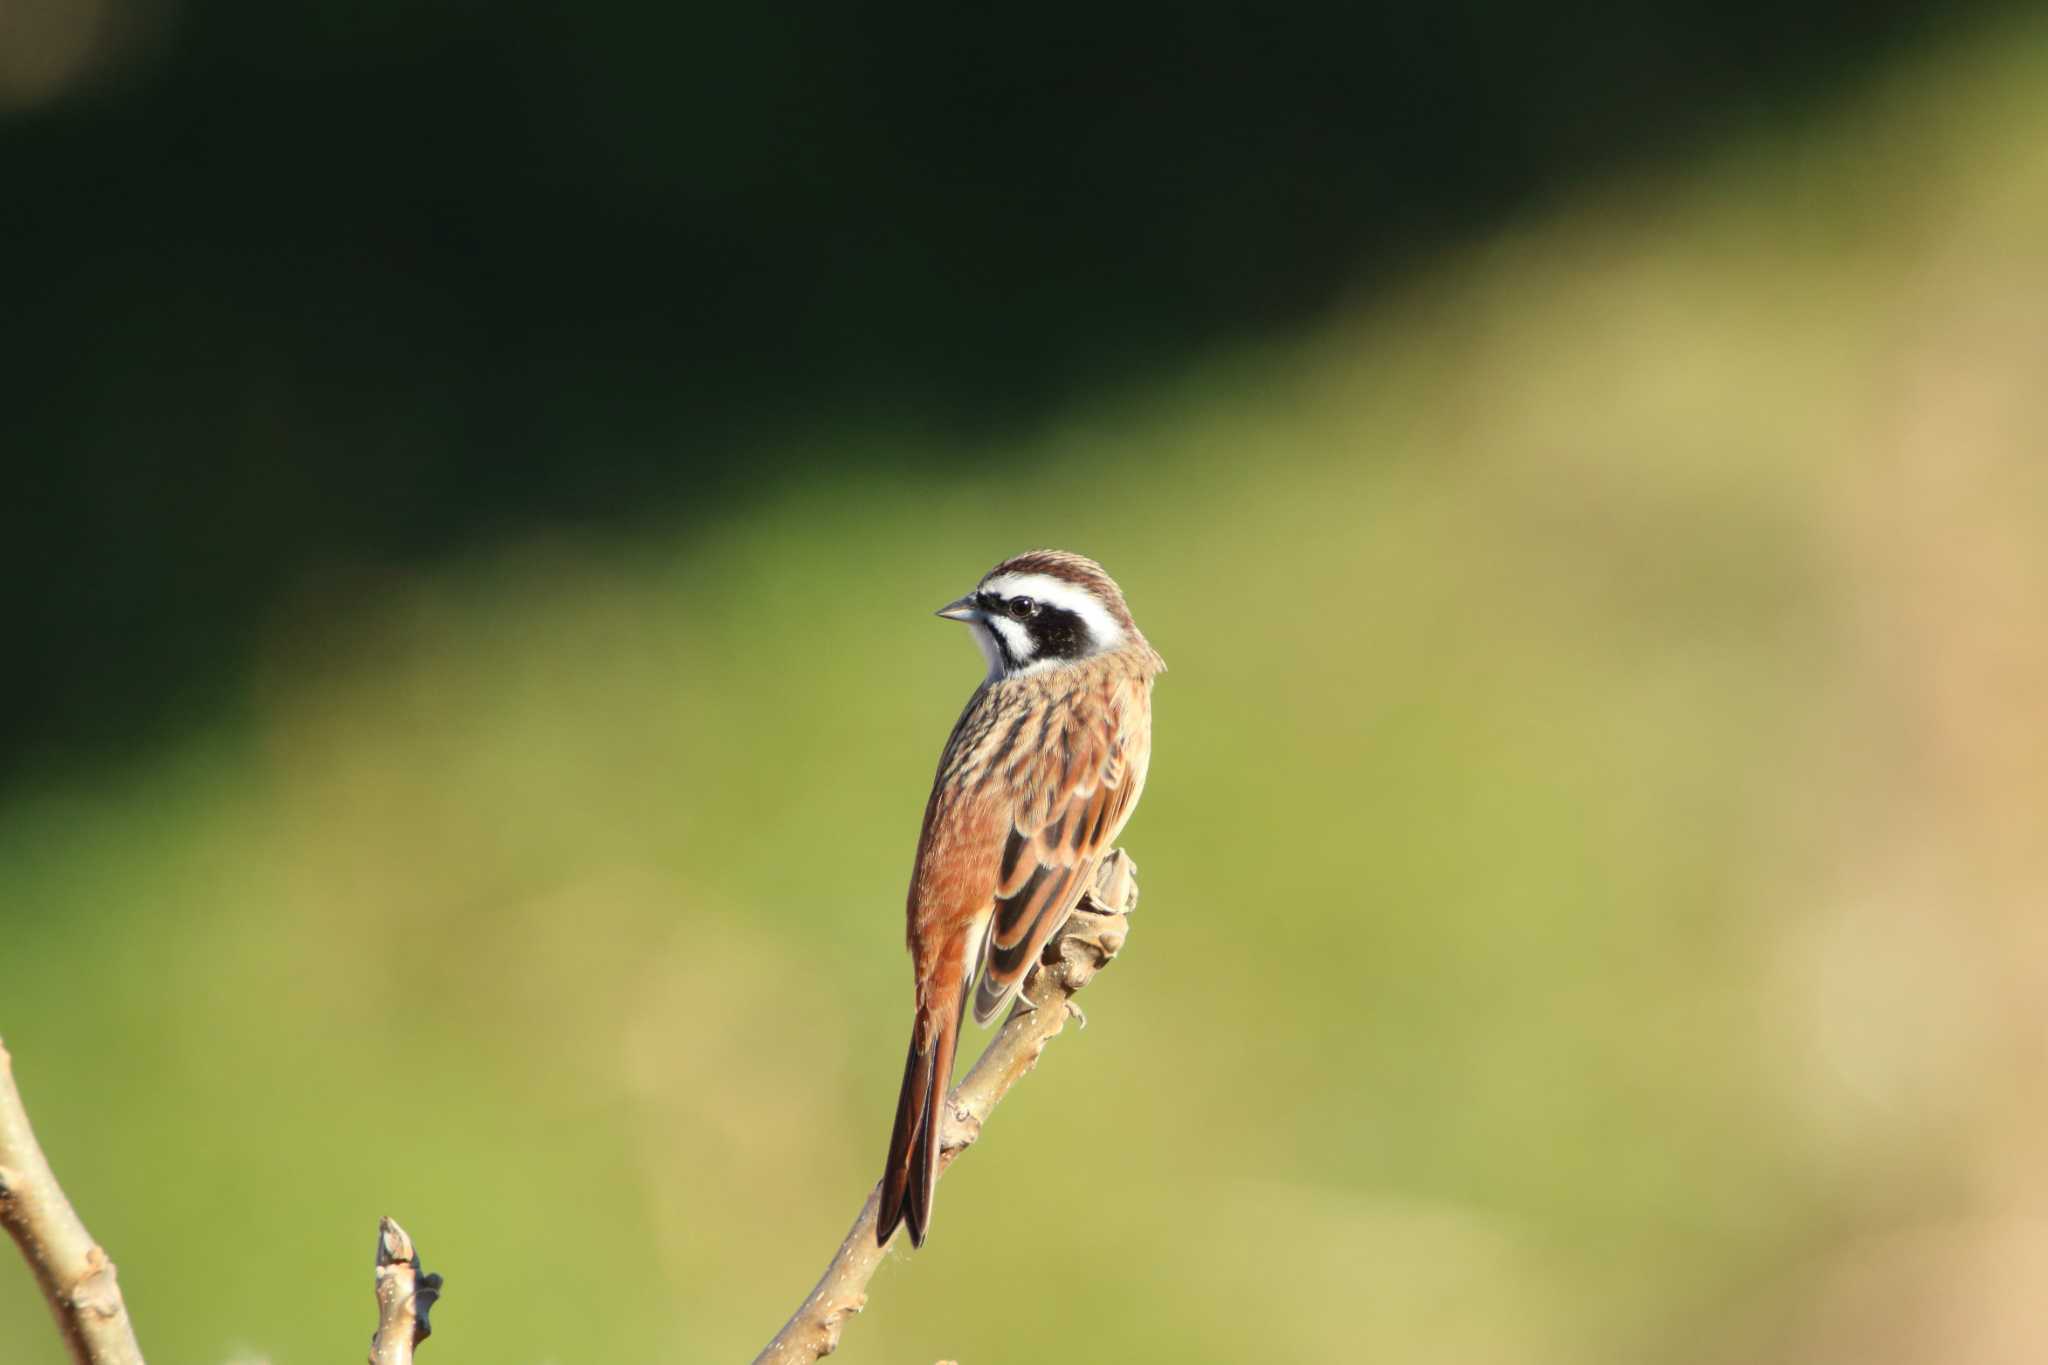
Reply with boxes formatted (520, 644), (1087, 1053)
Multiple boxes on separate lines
(0, 0), (1991, 777)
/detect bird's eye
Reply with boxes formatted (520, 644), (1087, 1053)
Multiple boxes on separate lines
(1009, 597), (1038, 620)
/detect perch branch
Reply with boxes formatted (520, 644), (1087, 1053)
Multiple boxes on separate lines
(751, 849), (1140, 1365)
(0, 1037), (147, 1365)
(369, 1217), (441, 1365)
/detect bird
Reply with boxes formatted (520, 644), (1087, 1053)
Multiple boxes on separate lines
(876, 549), (1165, 1248)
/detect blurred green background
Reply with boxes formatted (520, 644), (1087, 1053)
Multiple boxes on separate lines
(6, 4), (2048, 1362)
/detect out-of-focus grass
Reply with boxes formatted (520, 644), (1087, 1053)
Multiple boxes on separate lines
(7, 16), (2048, 1363)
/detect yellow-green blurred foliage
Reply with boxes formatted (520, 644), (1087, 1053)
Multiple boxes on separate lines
(7, 18), (2048, 1364)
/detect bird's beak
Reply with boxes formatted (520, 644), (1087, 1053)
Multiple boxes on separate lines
(934, 596), (980, 622)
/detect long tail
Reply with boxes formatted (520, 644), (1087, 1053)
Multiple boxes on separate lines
(876, 952), (968, 1247)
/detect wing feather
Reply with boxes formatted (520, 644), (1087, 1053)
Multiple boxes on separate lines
(969, 681), (1150, 1023)
(996, 826), (1032, 894)
(905, 672), (1151, 1031)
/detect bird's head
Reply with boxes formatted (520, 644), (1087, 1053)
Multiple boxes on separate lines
(935, 549), (1137, 680)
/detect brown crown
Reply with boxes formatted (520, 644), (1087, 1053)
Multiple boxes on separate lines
(981, 549), (1135, 629)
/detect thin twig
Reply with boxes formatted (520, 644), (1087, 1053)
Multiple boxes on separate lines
(751, 850), (1140, 1365)
(369, 1217), (442, 1365)
(0, 1038), (148, 1365)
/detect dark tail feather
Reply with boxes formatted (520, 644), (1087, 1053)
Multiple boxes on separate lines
(876, 1013), (933, 1247)
(875, 998), (963, 1248)
(904, 1006), (960, 1244)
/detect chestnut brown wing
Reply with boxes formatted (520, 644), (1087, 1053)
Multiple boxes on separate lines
(971, 684), (1149, 1022)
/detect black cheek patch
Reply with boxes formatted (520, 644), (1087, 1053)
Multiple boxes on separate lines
(1027, 606), (1090, 661)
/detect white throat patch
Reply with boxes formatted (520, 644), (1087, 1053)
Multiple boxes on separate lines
(966, 619), (1006, 680)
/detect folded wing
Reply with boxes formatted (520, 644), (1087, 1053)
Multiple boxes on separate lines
(972, 691), (1145, 1022)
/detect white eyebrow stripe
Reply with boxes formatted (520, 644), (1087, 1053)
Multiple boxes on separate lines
(980, 572), (1124, 649)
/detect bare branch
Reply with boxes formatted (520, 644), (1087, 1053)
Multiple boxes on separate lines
(751, 850), (1140, 1365)
(368, 1217), (441, 1365)
(6, 840), (1123, 1365)
(0, 1038), (147, 1365)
